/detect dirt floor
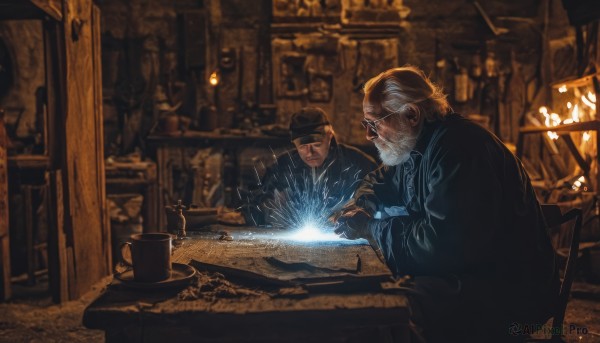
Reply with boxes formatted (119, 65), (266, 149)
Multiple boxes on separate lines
(0, 275), (599, 343)
(560, 282), (600, 343)
(0, 274), (107, 343)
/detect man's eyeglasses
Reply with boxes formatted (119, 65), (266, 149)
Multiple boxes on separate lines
(360, 111), (396, 134)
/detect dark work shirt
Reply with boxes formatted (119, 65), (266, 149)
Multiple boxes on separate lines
(349, 113), (559, 324)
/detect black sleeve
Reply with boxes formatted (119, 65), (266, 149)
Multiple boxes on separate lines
(368, 134), (503, 276)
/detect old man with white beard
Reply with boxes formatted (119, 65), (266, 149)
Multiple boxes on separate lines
(334, 66), (559, 342)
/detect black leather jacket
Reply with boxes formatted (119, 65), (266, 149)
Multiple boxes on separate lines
(349, 113), (559, 323)
(243, 138), (377, 226)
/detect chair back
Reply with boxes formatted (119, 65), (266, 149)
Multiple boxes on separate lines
(540, 204), (583, 334)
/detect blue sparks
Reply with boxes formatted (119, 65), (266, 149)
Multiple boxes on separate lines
(257, 159), (363, 242)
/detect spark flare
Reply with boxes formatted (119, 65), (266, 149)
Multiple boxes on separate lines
(242, 154), (365, 242)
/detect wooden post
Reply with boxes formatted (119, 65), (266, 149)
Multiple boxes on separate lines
(157, 146), (168, 231)
(59, 0), (110, 298)
(92, 3), (111, 271)
(47, 170), (68, 303)
(0, 110), (11, 300)
(23, 185), (35, 285)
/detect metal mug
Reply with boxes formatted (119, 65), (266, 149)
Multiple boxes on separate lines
(120, 233), (173, 282)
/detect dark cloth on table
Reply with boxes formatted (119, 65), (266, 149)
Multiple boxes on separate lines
(347, 113), (560, 341)
(242, 138), (377, 226)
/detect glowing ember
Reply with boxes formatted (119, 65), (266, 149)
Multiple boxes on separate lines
(558, 85), (568, 93)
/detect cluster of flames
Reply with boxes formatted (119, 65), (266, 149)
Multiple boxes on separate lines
(539, 86), (597, 192)
(540, 87), (597, 141)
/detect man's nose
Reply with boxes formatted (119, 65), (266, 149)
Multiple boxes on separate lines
(366, 126), (378, 141)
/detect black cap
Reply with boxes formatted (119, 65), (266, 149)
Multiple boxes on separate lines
(289, 107), (330, 144)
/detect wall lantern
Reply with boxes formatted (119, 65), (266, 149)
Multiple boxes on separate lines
(209, 69), (220, 87)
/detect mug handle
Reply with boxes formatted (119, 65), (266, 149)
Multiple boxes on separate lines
(120, 242), (133, 267)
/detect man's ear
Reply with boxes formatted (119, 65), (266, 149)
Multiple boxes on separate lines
(405, 105), (421, 127)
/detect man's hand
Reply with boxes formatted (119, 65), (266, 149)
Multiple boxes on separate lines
(334, 208), (372, 240)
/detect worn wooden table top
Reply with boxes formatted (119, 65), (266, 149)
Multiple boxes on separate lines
(83, 227), (410, 342)
(174, 227), (392, 284)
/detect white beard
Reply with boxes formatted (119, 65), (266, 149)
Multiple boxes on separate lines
(374, 126), (418, 166)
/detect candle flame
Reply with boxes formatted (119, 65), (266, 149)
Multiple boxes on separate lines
(539, 107), (561, 140)
(571, 104), (580, 122)
(583, 131), (591, 141)
(581, 93), (596, 111)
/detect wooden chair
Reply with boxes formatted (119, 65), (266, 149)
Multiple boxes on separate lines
(533, 204), (583, 341)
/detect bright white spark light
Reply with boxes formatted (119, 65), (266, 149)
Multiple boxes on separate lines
(558, 85), (568, 93)
(286, 222), (344, 242)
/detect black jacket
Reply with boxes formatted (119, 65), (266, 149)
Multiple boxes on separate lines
(350, 113), (559, 324)
(243, 138), (377, 226)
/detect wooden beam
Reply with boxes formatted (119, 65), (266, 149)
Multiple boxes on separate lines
(0, 111), (10, 300)
(520, 120), (600, 134)
(42, 10), (66, 303)
(24, 186), (35, 285)
(43, 16), (64, 171)
(92, 3), (111, 271)
(541, 133), (568, 177)
(60, 0), (109, 299)
(29, 0), (62, 21)
(560, 133), (591, 174)
(47, 170), (68, 303)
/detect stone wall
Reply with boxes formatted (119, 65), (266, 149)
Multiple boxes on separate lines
(95, 0), (578, 150)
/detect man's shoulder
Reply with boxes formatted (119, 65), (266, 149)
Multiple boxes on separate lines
(428, 113), (506, 157)
(440, 113), (491, 132)
(435, 113), (496, 143)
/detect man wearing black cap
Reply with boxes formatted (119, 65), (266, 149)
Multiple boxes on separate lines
(242, 106), (377, 226)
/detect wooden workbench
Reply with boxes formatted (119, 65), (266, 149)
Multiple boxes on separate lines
(83, 228), (411, 342)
